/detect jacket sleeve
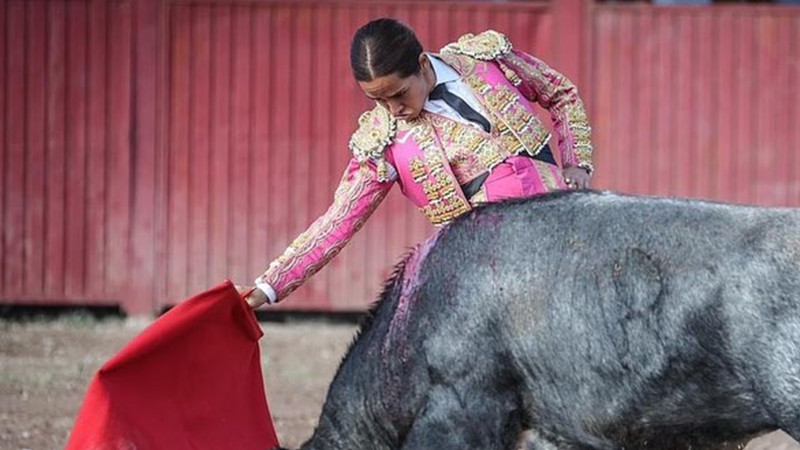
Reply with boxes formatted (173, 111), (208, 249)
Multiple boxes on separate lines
(256, 158), (394, 302)
(500, 49), (593, 173)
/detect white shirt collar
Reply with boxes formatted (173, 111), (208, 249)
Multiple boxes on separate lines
(427, 53), (460, 86)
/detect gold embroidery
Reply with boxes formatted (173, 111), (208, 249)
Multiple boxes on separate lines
(535, 160), (560, 191)
(422, 196), (472, 226)
(440, 30), (513, 61)
(501, 51), (594, 170)
(349, 105), (397, 182)
(428, 114), (507, 182)
(407, 121), (472, 226)
(499, 62), (522, 86)
(264, 164), (390, 298)
(410, 157), (426, 182)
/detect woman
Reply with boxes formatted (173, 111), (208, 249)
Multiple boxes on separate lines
(241, 18), (593, 307)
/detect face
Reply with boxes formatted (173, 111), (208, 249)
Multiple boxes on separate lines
(357, 54), (434, 121)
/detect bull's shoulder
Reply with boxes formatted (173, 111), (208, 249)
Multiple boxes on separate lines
(349, 105), (397, 162)
(440, 30), (513, 61)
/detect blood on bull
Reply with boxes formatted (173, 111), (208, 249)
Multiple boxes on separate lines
(278, 190), (800, 450)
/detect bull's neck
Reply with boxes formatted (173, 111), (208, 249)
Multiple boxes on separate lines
(300, 312), (410, 449)
(299, 239), (439, 449)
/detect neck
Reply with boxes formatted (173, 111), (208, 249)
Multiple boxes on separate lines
(423, 55), (437, 95)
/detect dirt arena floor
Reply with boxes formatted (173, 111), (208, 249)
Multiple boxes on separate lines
(1, 314), (799, 450)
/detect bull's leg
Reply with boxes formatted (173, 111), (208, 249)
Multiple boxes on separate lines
(400, 385), (523, 450)
(753, 336), (800, 441)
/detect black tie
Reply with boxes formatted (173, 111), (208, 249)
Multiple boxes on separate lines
(429, 84), (491, 133)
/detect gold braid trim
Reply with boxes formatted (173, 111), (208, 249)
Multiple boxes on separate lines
(267, 165), (390, 299)
(440, 30), (522, 86)
(502, 51), (594, 173)
(349, 105), (397, 182)
(440, 30), (513, 60)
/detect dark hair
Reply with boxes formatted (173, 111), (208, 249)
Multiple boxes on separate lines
(350, 18), (424, 82)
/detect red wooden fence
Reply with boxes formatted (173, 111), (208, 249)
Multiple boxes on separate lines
(2, 0), (799, 313)
(1, 0), (134, 306)
(591, 4), (800, 206)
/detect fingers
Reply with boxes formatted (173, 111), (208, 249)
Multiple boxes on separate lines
(564, 171), (590, 190)
(244, 288), (268, 309)
(564, 177), (580, 190)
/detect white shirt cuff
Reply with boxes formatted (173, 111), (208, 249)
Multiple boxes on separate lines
(254, 278), (278, 304)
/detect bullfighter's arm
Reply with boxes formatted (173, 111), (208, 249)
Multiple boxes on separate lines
(255, 158), (394, 303)
(500, 49), (594, 174)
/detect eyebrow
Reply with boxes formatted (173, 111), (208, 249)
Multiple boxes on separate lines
(366, 87), (405, 101)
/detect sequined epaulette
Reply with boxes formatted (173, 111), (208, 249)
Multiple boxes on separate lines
(349, 105), (397, 162)
(440, 30), (513, 60)
(348, 105), (397, 182)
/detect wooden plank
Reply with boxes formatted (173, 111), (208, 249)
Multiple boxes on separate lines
(249, 4), (272, 283)
(693, 12), (714, 200)
(85, 0), (108, 294)
(128, 0), (160, 313)
(0, 0), (6, 292)
(616, 10), (634, 193)
(208, 4), (232, 284)
(43, 0), (66, 297)
(754, 12), (777, 205)
(430, 5), (450, 49)
(152, 0), (172, 311)
(775, 16), (793, 206)
(674, 12), (693, 198)
(777, 14), (800, 206)
(166, 4), (191, 299)
(4, 0), (27, 295)
(791, 17), (800, 206)
(714, 11), (734, 202)
(653, 9), (675, 196)
(106, 0), (132, 297)
(64, 0), (88, 296)
(228, 4), (252, 282)
(633, 9), (654, 194)
(591, 9), (615, 191)
(188, 4), (211, 292)
(732, 13), (755, 204)
(25, 1), (47, 294)
(551, 0), (584, 86)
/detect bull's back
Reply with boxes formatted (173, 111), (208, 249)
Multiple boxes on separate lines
(411, 191), (800, 447)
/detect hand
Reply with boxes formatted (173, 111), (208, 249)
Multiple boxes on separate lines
(235, 285), (269, 309)
(562, 166), (591, 190)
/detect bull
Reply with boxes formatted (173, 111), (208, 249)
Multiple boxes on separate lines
(282, 190), (800, 450)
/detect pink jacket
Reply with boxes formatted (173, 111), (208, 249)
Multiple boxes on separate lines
(258, 31), (593, 302)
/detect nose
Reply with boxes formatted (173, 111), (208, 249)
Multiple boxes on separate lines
(387, 100), (404, 117)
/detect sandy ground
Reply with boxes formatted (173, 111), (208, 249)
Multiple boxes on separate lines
(0, 314), (798, 450)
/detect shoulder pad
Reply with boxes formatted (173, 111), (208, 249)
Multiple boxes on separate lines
(440, 30), (513, 60)
(349, 105), (397, 162)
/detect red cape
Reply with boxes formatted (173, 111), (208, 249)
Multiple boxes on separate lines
(66, 281), (279, 449)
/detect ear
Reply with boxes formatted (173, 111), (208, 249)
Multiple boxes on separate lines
(418, 52), (429, 69)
